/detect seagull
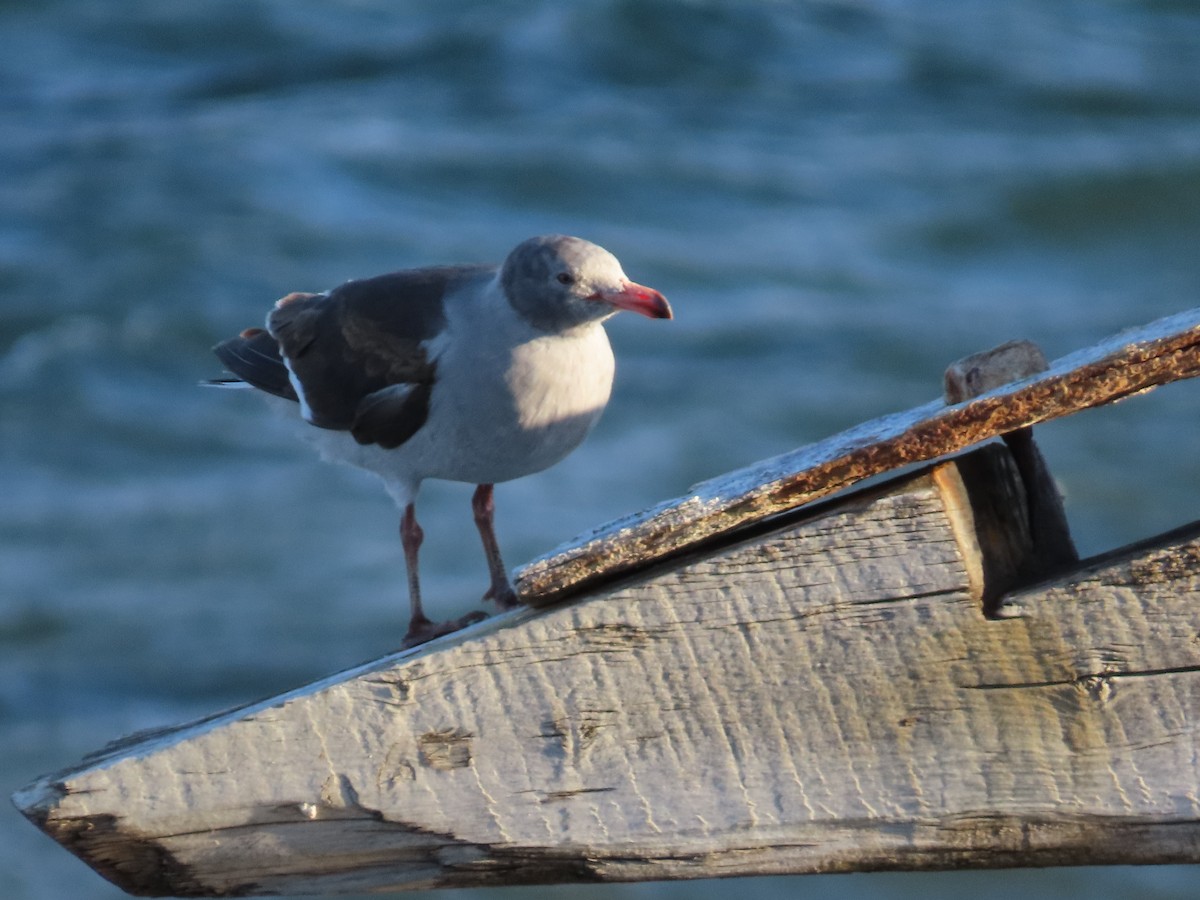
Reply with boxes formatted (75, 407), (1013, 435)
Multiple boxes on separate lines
(210, 234), (672, 646)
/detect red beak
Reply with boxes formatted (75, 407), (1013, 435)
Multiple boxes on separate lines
(593, 281), (673, 319)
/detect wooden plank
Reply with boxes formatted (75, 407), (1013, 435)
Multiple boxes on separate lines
(517, 306), (1200, 606)
(15, 443), (1200, 895)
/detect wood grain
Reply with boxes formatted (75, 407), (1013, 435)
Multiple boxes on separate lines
(16, 444), (1200, 895)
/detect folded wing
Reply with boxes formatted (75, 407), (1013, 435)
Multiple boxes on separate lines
(213, 265), (492, 449)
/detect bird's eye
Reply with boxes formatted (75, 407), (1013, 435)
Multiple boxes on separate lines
(556, 272), (575, 286)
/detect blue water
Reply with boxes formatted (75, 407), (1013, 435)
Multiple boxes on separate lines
(4, 2), (1200, 898)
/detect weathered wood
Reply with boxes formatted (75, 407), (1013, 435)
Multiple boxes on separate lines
(517, 306), (1200, 606)
(942, 338), (1049, 405)
(942, 338), (1078, 581)
(15, 442), (1200, 895)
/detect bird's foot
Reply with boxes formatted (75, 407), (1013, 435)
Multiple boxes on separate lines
(401, 610), (489, 650)
(482, 581), (522, 611)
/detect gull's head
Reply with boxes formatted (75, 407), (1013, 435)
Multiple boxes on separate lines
(501, 234), (672, 331)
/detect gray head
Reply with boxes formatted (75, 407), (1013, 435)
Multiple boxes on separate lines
(500, 234), (672, 332)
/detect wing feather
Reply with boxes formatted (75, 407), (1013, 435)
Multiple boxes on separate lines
(211, 328), (297, 401)
(212, 264), (494, 448)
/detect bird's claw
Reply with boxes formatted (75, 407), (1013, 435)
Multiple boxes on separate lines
(482, 582), (521, 611)
(401, 610), (489, 649)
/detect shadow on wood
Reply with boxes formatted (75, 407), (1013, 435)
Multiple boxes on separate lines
(11, 307), (1200, 896)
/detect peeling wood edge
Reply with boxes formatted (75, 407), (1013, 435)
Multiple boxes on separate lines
(517, 307), (1200, 607)
(25, 806), (214, 898)
(28, 809), (1200, 896)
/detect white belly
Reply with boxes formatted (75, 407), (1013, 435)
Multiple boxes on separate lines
(418, 321), (615, 484)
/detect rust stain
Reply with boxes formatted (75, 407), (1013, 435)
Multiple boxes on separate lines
(517, 311), (1200, 607)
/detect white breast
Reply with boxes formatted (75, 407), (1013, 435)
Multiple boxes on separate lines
(414, 288), (615, 485)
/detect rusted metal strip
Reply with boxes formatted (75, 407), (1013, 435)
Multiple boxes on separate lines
(517, 307), (1200, 607)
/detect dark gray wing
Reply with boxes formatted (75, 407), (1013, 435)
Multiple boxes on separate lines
(265, 265), (492, 449)
(211, 326), (298, 401)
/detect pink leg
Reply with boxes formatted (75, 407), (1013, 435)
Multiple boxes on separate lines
(400, 503), (486, 648)
(400, 503), (430, 633)
(472, 484), (520, 610)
